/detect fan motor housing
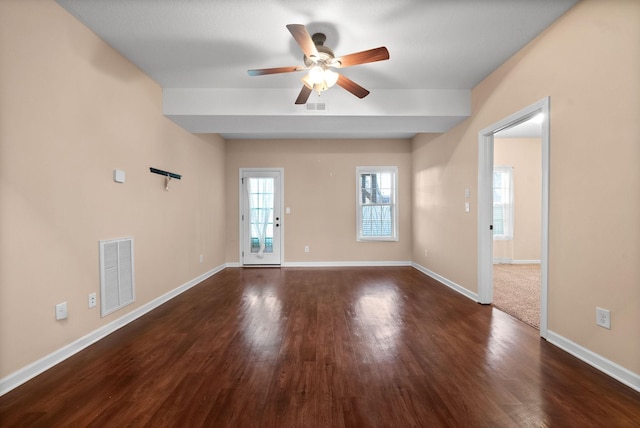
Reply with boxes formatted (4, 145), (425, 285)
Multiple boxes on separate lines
(304, 33), (335, 66)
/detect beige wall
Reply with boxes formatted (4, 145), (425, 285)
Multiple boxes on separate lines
(225, 139), (412, 263)
(0, 0), (226, 378)
(493, 138), (542, 262)
(412, 0), (640, 373)
(412, 131), (478, 290)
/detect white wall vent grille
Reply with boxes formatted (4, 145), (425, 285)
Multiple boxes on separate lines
(306, 102), (327, 112)
(99, 237), (135, 317)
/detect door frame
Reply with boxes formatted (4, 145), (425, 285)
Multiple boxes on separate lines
(239, 168), (285, 266)
(477, 97), (550, 338)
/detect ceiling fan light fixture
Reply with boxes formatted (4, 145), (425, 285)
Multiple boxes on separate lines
(301, 73), (314, 90)
(308, 65), (325, 84)
(313, 82), (328, 94)
(323, 69), (339, 88)
(302, 66), (338, 95)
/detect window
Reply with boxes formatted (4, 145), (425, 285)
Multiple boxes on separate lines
(493, 166), (514, 240)
(356, 166), (398, 241)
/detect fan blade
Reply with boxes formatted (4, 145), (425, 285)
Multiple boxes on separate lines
(248, 66), (305, 76)
(336, 74), (370, 99)
(335, 47), (389, 68)
(295, 85), (313, 105)
(286, 24), (319, 60)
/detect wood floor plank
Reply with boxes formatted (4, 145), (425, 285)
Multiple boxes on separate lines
(1, 266), (639, 427)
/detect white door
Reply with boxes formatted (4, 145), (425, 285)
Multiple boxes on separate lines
(241, 169), (282, 265)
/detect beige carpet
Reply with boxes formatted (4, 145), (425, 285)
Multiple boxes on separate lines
(493, 264), (540, 329)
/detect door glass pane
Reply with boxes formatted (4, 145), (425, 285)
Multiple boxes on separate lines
(248, 178), (274, 255)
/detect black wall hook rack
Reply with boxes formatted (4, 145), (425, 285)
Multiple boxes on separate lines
(150, 167), (181, 180)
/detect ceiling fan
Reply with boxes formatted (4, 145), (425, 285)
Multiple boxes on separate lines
(247, 24), (390, 105)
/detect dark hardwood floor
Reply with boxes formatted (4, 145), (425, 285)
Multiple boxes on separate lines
(1, 267), (639, 427)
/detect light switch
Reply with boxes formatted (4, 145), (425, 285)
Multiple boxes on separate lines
(286, 207), (291, 214)
(114, 169), (126, 183)
(465, 202), (470, 213)
(55, 302), (68, 320)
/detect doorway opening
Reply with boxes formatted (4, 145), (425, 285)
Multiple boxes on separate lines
(492, 123), (542, 329)
(477, 97), (550, 338)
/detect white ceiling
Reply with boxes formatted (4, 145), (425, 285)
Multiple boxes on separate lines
(56, 0), (577, 139)
(495, 114), (543, 138)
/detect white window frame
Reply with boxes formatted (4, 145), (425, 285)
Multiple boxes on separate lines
(356, 166), (398, 242)
(493, 166), (514, 240)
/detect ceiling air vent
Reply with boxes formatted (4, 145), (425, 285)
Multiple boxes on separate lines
(306, 102), (327, 112)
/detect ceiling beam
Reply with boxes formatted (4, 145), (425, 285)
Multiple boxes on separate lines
(163, 88), (470, 139)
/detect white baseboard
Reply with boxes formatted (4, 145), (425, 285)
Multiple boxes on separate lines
(282, 260), (412, 268)
(230, 261), (411, 268)
(493, 259), (541, 264)
(225, 262), (242, 268)
(0, 264), (226, 397)
(411, 262), (479, 302)
(546, 330), (640, 393)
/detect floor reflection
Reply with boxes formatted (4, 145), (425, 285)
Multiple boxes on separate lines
(484, 309), (520, 368)
(484, 308), (544, 414)
(240, 284), (283, 359)
(353, 283), (402, 363)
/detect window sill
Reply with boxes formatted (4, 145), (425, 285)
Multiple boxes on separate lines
(357, 237), (399, 242)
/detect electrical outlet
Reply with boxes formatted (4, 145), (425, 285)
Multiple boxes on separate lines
(596, 307), (611, 329)
(304, 245), (310, 253)
(55, 302), (68, 320)
(199, 254), (204, 263)
(88, 293), (97, 308)
(424, 249), (428, 257)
